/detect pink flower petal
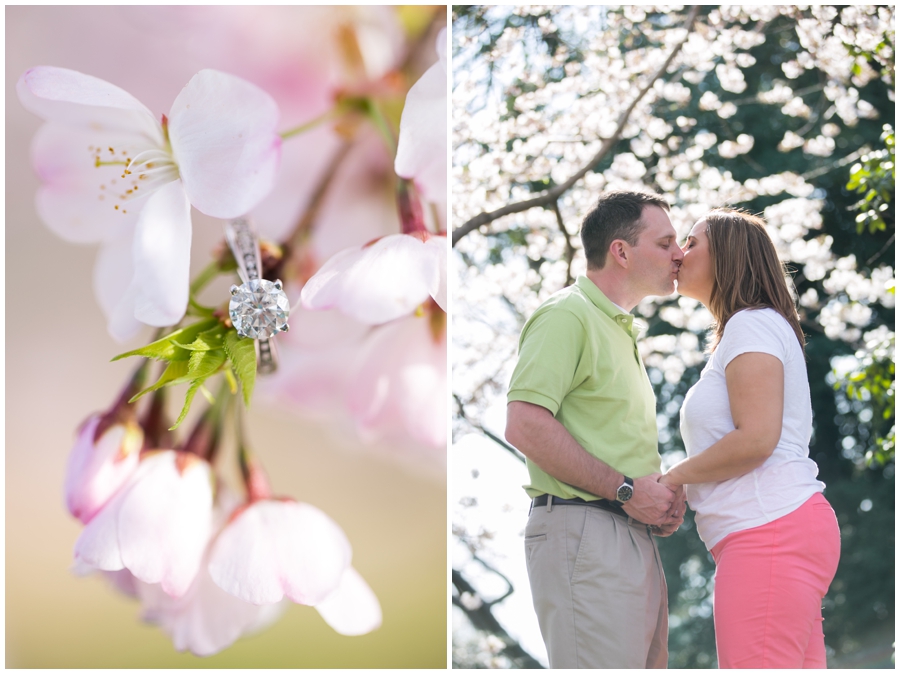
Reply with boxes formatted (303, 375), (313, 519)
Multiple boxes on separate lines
(73, 486), (127, 572)
(131, 180), (192, 327)
(17, 66), (161, 141)
(208, 500), (351, 606)
(424, 234), (448, 311)
(301, 234), (440, 324)
(93, 225), (136, 318)
(315, 567), (382, 636)
(168, 69), (281, 218)
(107, 280), (144, 343)
(31, 124), (145, 243)
(64, 414), (142, 524)
(348, 313), (447, 450)
(117, 452), (214, 598)
(138, 563), (286, 657)
(258, 303), (369, 416)
(394, 29), (447, 204)
(93, 226), (145, 342)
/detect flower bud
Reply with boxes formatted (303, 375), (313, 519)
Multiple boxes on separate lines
(65, 414), (143, 524)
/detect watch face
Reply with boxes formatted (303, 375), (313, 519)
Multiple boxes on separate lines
(617, 484), (633, 502)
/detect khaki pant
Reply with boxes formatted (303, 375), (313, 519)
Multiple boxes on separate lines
(524, 498), (668, 668)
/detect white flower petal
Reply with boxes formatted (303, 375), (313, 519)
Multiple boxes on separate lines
(208, 500), (351, 607)
(169, 69), (281, 218)
(394, 29), (447, 204)
(301, 234), (438, 324)
(138, 563), (284, 657)
(17, 66), (161, 141)
(73, 486), (127, 572)
(94, 223), (136, 318)
(107, 280), (144, 343)
(117, 452), (213, 598)
(31, 124), (145, 243)
(131, 180), (192, 327)
(348, 313), (447, 450)
(424, 234), (447, 310)
(315, 567), (382, 636)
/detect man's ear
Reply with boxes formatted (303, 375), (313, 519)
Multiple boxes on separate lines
(608, 240), (629, 268)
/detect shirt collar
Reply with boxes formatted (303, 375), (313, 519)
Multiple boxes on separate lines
(576, 275), (639, 339)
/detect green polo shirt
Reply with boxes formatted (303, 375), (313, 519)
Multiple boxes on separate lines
(508, 275), (660, 500)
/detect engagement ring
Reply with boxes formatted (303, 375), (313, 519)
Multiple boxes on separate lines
(225, 218), (289, 375)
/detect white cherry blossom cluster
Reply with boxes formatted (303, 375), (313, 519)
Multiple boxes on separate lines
(452, 4), (893, 439)
(63, 374), (380, 655)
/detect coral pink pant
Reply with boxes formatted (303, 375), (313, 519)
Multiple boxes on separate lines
(710, 493), (841, 669)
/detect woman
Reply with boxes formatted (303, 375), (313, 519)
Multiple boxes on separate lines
(661, 209), (841, 668)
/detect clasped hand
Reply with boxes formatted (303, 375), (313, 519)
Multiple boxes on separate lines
(620, 472), (687, 536)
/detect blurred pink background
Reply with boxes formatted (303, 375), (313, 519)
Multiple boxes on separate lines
(6, 6), (446, 667)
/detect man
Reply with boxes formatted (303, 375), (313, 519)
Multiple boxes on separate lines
(505, 191), (686, 668)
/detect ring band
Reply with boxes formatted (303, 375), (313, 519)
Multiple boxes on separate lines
(225, 218), (287, 375)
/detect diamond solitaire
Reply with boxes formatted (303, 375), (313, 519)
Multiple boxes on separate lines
(229, 279), (290, 339)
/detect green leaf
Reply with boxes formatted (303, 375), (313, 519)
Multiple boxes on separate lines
(171, 379), (205, 430)
(128, 360), (190, 402)
(188, 348), (227, 379)
(112, 318), (220, 363)
(166, 352), (227, 431)
(224, 331), (256, 407)
(174, 324), (227, 352)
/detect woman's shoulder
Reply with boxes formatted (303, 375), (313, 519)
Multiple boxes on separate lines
(719, 308), (796, 360)
(725, 307), (793, 334)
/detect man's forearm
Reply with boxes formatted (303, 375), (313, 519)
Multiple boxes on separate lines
(505, 401), (622, 500)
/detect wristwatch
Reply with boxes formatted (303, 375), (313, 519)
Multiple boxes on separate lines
(615, 476), (634, 503)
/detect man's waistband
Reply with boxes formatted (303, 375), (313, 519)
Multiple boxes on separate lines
(531, 494), (626, 517)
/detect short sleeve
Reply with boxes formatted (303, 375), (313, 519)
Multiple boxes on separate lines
(507, 307), (589, 416)
(718, 309), (792, 369)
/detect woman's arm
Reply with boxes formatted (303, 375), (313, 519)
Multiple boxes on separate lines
(661, 352), (784, 487)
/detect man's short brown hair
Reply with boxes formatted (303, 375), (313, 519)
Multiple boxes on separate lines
(580, 191), (670, 269)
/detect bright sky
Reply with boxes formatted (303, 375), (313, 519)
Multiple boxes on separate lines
(452, 402), (548, 666)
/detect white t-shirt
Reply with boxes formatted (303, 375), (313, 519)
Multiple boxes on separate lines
(680, 308), (825, 550)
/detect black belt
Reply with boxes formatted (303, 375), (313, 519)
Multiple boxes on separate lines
(532, 494), (626, 517)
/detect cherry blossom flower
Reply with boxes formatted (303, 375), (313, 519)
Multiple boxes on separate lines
(64, 413), (143, 524)
(207, 499), (351, 606)
(299, 231), (447, 324)
(17, 66), (281, 339)
(74, 450), (213, 598)
(395, 27), (447, 204)
(299, 25), (447, 326)
(134, 487), (286, 657)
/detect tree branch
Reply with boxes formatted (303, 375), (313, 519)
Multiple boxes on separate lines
(551, 199), (577, 287)
(454, 393), (526, 463)
(452, 5), (702, 246)
(452, 568), (544, 668)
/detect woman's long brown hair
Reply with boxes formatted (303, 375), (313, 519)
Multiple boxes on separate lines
(703, 208), (806, 354)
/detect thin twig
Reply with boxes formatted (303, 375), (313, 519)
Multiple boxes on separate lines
(865, 232), (895, 266)
(283, 141), (354, 253)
